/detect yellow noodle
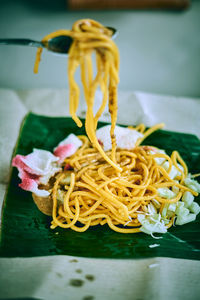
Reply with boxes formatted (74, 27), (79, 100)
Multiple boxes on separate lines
(34, 19), (199, 234)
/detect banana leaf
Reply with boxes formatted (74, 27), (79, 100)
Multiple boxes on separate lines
(0, 113), (200, 259)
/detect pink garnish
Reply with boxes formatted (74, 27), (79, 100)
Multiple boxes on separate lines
(12, 155), (41, 193)
(54, 144), (75, 163)
(12, 134), (82, 196)
(12, 149), (60, 197)
(18, 168), (40, 182)
(19, 178), (49, 197)
(19, 178), (36, 191)
(53, 134), (82, 163)
(96, 125), (143, 151)
(12, 155), (36, 175)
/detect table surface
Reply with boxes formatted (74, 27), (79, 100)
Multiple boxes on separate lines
(0, 0), (200, 97)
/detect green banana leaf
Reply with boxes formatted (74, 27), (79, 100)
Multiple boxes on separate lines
(0, 113), (200, 260)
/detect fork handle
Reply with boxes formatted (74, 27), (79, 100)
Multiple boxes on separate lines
(0, 38), (43, 48)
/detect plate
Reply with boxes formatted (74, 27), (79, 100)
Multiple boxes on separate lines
(0, 113), (200, 259)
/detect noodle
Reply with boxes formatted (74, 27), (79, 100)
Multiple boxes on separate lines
(34, 19), (121, 172)
(33, 19), (199, 234)
(49, 131), (196, 233)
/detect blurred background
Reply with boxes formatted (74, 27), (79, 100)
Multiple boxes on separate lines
(0, 0), (200, 97)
